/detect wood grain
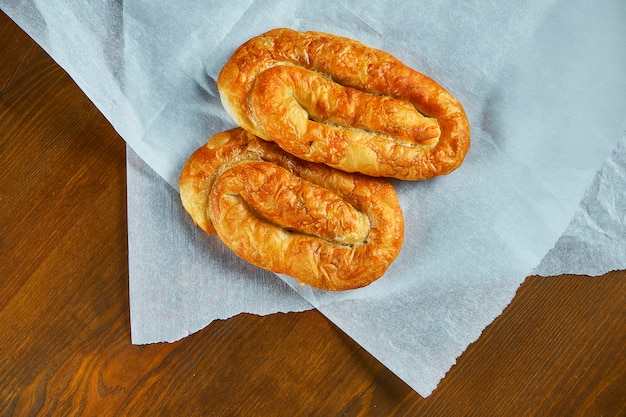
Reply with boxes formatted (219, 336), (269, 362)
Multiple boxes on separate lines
(1, 11), (625, 416)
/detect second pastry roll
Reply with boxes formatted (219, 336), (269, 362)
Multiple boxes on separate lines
(179, 128), (404, 291)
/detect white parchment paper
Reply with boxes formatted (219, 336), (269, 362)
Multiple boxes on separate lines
(534, 136), (626, 277)
(3, 0), (625, 397)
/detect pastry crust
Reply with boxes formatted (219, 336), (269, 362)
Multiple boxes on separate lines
(217, 28), (470, 180)
(179, 128), (404, 291)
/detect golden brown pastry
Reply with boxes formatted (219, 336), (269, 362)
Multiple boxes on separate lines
(217, 28), (470, 180)
(179, 128), (404, 291)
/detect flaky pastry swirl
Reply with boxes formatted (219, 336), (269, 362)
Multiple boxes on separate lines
(179, 128), (404, 291)
(217, 28), (470, 180)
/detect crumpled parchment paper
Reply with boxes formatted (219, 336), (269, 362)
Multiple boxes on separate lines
(2, 0), (624, 397)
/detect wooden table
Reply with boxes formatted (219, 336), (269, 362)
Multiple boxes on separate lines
(1, 11), (625, 416)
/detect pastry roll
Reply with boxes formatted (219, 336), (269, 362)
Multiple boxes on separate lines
(217, 28), (470, 180)
(179, 128), (404, 291)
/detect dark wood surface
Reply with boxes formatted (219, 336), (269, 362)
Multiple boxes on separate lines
(1, 11), (625, 416)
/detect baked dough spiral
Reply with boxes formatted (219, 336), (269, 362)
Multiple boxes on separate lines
(179, 128), (404, 291)
(217, 28), (470, 180)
